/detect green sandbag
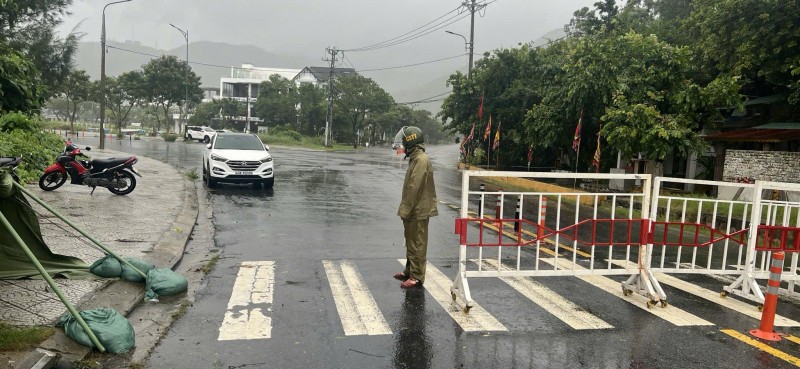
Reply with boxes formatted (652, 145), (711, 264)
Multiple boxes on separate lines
(56, 308), (135, 354)
(89, 255), (122, 278)
(120, 258), (155, 283)
(144, 268), (188, 301)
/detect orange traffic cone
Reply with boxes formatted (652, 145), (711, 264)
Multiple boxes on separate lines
(750, 251), (785, 341)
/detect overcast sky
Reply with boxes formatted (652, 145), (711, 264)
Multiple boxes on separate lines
(59, 0), (596, 68)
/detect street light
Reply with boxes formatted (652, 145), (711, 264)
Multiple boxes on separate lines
(446, 30), (472, 77)
(100, 0), (133, 149)
(170, 23), (189, 135)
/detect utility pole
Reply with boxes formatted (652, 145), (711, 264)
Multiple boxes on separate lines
(323, 47), (341, 147)
(169, 23), (188, 135)
(100, 0), (133, 149)
(463, 0), (485, 77)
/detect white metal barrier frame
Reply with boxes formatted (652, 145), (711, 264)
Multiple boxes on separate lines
(648, 176), (755, 279)
(726, 180), (800, 303)
(451, 170), (658, 310)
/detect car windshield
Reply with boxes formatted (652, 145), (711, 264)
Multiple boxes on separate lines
(214, 135), (265, 151)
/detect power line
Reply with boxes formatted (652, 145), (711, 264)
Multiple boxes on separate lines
(342, 5), (463, 52)
(396, 91), (451, 105)
(347, 11), (472, 52)
(358, 54), (467, 72)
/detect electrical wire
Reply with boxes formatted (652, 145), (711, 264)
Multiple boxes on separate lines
(396, 91), (451, 105)
(357, 54), (467, 72)
(343, 0), (495, 52)
(346, 11), (472, 52)
(341, 5), (462, 52)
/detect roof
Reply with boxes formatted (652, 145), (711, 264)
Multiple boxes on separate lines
(744, 94), (786, 106)
(705, 126), (800, 142)
(752, 122), (800, 129)
(295, 67), (355, 83)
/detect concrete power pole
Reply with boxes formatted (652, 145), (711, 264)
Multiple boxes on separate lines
(323, 47), (340, 147)
(464, 0), (485, 77)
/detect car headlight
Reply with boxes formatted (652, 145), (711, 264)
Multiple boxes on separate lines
(210, 153), (228, 162)
(260, 156), (273, 163)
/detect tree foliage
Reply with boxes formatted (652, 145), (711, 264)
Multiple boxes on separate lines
(1, 0), (80, 98)
(0, 42), (43, 114)
(57, 69), (90, 131)
(140, 55), (203, 132)
(254, 74), (298, 128)
(333, 74), (394, 148)
(438, 0), (795, 171)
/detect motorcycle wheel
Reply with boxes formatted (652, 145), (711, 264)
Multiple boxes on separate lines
(38, 171), (67, 191)
(107, 170), (137, 195)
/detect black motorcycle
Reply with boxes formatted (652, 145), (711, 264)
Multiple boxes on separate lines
(39, 142), (142, 195)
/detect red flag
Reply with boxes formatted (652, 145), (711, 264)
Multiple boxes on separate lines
(492, 121), (501, 150)
(592, 126), (601, 173)
(478, 93), (484, 120)
(466, 122), (475, 142)
(483, 115), (492, 141)
(572, 109), (583, 152)
(527, 146), (533, 164)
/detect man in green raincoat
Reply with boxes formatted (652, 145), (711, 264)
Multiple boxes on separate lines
(393, 126), (438, 288)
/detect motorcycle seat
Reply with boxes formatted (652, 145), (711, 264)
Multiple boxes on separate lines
(91, 157), (132, 170)
(0, 157), (21, 168)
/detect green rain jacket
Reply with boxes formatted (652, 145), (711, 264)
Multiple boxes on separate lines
(397, 145), (438, 220)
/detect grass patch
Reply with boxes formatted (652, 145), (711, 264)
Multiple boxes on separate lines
(201, 254), (220, 274)
(257, 132), (360, 151)
(185, 168), (199, 181)
(128, 362), (145, 369)
(0, 322), (54, 351)
(171, 300), (192, 320)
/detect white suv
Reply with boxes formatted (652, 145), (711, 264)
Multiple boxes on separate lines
(186, 126), (217, 143)
(203, 132), (274, 188)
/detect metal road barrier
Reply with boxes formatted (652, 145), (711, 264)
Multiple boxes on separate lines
(452, 171), (800, 311)
(451, 170), (656, 310)
(727, 180), (800, 304)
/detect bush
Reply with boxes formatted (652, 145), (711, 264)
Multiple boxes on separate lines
(0, 127), (64, 183)
(162, 133), (178, 142)
(0, 112), (39, 133)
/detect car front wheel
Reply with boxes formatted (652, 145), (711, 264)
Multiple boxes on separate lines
(205, 165), (217, 188)
(204, 136), (211, 143)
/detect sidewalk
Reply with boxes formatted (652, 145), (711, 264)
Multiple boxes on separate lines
(0, 148), (198, 368)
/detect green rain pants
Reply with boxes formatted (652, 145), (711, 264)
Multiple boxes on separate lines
(402, 219), (429, 283)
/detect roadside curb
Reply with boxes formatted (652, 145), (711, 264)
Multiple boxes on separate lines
(14, 172), (199, 368)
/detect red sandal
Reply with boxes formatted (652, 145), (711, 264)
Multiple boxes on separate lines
(393, 272), (408, 281)
(400, 278), (422, 289)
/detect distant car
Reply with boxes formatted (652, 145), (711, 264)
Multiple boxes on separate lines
(202, 132), (274, 188)
(186, 126), (217, 143)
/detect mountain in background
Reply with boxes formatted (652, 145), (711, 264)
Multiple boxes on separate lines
(73, 30), (562, 116)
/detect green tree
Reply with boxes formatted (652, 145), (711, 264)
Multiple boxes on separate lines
(333, 74), (394, 148)
(140, 55), (203, 133)
(297, 83), (326, 136)
(103, 71), (146, 133)
(57, 69), (90, 133)
(686, 0), (800, 103)
(254, 74), (297, 128)
(0, 42), (43, 114)
(1, 0), (80, 98)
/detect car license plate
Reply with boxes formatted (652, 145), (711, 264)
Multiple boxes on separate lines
(235, 171), (252, 175)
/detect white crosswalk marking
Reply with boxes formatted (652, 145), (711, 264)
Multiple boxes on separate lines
(541, 258), (714, 326)
(655, 272), (800, 327)
(398, 259), (507, 332)
(218, 261), (275, 341)
(607, 260), (800, 327)
(481, 259), (613, 330)
(323, 260), (392, 336)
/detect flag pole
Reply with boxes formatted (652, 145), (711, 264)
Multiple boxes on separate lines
(573, 144), (580, 188)
(486, 139), (490, 168)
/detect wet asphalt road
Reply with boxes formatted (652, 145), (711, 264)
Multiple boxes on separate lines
(85, 138), (800, 369)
